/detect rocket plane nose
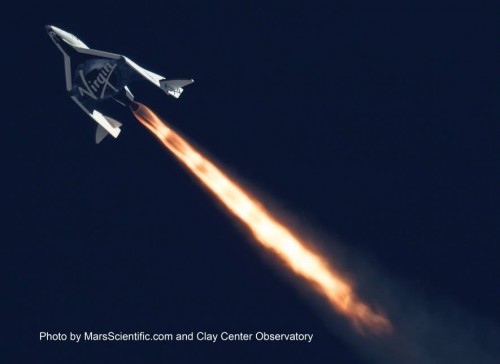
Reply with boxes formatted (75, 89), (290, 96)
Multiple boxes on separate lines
(45, 25), (52, 33)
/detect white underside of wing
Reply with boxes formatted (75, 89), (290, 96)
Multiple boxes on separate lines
(124, 57), (165, 86)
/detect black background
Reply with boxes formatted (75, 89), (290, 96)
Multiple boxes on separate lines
(4, 2), (498, 363)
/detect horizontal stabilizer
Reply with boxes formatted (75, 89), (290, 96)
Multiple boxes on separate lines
(160, 79), (195, 98)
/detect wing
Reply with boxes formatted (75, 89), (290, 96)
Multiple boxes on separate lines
(67, 45), (193, 98)
(123, 57), (194, 98)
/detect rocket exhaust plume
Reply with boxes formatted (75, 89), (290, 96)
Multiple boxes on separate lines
(132, 102), (392, 335)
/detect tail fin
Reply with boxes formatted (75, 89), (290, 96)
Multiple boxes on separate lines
(96, 125), (109, 144)
(160, 79), (195, 98)
(92, 112), (122, 144)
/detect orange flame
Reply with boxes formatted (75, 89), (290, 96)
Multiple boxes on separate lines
(132, 102), (392, 334)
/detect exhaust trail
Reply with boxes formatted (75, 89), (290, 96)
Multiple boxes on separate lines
(131, 102), (392, 335)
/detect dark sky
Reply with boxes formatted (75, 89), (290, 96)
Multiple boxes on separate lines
(4, 2), (498, 363)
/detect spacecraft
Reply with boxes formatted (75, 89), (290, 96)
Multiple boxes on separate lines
(46, 25), (193, 143)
